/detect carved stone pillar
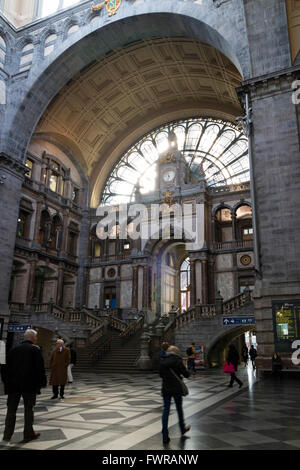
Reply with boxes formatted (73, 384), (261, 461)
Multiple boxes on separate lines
(190, 259), (196, 306)
(143, 265), (148, 309)
(0, 153), (27, 339)
(132, 265), (139, 309)
(26, 259), (37, 305)
(201, 259), (208, 304)
(56, 266), (64, 307)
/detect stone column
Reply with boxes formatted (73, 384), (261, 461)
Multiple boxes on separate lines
(190, 259), (196, 306)
(26, 258), (37, 305)
(201, 259), (208, 304)
(33, 199), (43, 245)
(238, 70), (300, 369)
(231, 213), (237, 241)
(132, 265), (138, 309)
(56, 266), (64, 306)
(142, 265), (148, 309)
(0, 153), (27, 339)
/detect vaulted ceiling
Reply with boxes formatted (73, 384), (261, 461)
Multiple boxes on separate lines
(35, 37), (243, 206)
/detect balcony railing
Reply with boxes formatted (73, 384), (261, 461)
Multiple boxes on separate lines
(213, 239), (253, 251)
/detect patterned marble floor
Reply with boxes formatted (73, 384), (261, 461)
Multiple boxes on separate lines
(1, 365), (300, 451)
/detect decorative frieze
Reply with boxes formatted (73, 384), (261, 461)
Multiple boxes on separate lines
(0, 152), (28, 180)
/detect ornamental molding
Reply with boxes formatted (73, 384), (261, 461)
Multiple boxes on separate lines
(237, 66), (300, 101)
(0, 152), (28, 179)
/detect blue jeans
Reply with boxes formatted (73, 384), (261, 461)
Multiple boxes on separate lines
(162, 394), (185, 439)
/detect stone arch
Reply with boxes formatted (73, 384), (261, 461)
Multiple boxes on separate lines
(212, 203), (233, 218)
(206, 324), (256, 367)
(2, 2), (250, 164)
(232, 200), (252, 214)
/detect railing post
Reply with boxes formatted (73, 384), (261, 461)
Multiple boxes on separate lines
(48, 297), (54, 314)
(215, 290), (224, 315)
(136, 326), (152, 370)
(168, 305), (178, 323)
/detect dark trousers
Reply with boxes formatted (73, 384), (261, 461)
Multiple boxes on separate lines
(3, 392), (36, 440)
(187, 358), (196, 372)
(229, 372), (242, 387)
(162, 394), (185, 439)
(52, 385), (65, 397)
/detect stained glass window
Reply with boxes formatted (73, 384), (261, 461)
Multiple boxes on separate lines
(101, 117), (249, 206)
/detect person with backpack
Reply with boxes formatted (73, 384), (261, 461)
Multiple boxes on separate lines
(186, 342), (197, 374)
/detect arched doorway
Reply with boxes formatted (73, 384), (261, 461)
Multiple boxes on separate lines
(207, 325), (256, 368)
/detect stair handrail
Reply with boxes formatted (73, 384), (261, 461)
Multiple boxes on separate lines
(107, 315), (128, 332)
(89, 323), (107, 344)
(119, 314), (144, 339)
(222, 289), (252, 315)
(88, 335), (113, 361)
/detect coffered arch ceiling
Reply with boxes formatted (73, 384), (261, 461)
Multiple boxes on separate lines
(34, 37), (243, 207)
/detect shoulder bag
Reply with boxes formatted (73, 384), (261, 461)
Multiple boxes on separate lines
(170, 368), (189, 396)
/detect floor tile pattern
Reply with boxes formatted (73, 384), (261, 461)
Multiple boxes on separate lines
(0, 366), (300, 450)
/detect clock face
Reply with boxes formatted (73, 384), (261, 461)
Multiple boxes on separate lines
(163, 170), (175, 183)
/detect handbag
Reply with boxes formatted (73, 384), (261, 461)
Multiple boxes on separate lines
(170, 368), (189, 396)
(223, 361), (235, 373)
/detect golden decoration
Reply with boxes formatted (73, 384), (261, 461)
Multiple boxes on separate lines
(161, 152), (176, 164)
(162, 191), (174, 207)
(91, 0), (122, 17)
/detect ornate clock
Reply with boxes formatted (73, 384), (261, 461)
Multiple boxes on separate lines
(163, 169), (176, 183)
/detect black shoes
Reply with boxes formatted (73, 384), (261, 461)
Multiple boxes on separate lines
(23, 433), (40, 442)
(239, 382), (243, 388)
(163, 436), (170, 444)
(51, 395), (58, 399)
(182, 425), (191, 435)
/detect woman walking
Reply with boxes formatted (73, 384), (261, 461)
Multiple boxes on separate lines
(159, 345), (191, 444)
(227, 344), (243, 388)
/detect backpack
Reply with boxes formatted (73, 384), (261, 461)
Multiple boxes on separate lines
(186, 347), (193, 356)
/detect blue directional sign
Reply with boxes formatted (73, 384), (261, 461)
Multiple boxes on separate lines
(8, 325), (32, 332)
(223, 317), (255, 326)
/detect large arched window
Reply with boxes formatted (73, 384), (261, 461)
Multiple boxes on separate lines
(101, 117), (249, 206)
(180, 258), (191, 313)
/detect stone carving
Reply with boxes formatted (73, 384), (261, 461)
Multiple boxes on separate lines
(91, 0), (122, 17)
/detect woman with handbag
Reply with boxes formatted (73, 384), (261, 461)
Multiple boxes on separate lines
(159, 345), (191, 444)
(226, 344), (243, 388)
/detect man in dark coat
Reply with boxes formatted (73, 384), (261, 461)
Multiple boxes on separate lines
(1, 329), (47, 442)
(159, 345), (191, 444)
(227, 343), (243, 388)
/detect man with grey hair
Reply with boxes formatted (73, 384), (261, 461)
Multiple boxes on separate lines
(1, 328), (47, 443)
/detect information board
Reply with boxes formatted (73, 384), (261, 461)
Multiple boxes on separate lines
(223, 317), (255, 326)
(273, 300), (300, 352)
(8, 324), (32, 333)
(194, 344), (205, 367)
